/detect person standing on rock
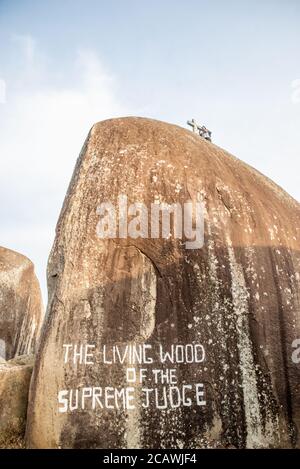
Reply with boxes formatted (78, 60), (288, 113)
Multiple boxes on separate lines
(199, 126), (212, 142)
(187, 119), (212, 142)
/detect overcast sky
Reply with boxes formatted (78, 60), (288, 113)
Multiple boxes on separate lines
(0, 0), (299, 302)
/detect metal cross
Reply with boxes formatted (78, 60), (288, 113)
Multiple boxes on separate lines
(187, 118), (201, 133)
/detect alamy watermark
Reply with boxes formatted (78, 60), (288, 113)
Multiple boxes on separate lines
(96, 194), (204, 249)
(291, 79), (300, 104)
(292, 338), (300, 364)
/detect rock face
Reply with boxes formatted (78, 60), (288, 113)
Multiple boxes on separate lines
(26, 117), (300, 448)
(0, 355), (34, 447)
(0, 247), (43, 360)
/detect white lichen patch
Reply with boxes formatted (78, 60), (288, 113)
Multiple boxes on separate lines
(139, 253), (157, 341)
(227, 239), (278, 448)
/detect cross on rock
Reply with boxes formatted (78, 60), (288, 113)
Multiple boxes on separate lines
(187, 118), (212, 142)
(187, 118), (201, 134)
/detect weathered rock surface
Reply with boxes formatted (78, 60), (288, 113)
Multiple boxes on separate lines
(26, 117), (300, 448)
(0, 355), (34, 448)
(0, 247), (43, 360)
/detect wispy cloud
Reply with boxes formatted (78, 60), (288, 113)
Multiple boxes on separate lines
(0, 36), (131, 300)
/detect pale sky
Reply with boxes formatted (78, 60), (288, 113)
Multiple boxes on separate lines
(0, 0), (299, 302)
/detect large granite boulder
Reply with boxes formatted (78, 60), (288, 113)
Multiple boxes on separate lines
(0, 355), (34, 447)
(26, 117), (300, 448)
(0, 247), (43, 360)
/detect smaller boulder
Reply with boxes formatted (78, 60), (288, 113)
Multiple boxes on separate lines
(0, 355), (34, 448)
(0, 246), (43, 360)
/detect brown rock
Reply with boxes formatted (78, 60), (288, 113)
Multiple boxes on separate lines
(26, 117), (300, 448)
(0, 355), (34, 447)
(0, 247), (43, 360)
